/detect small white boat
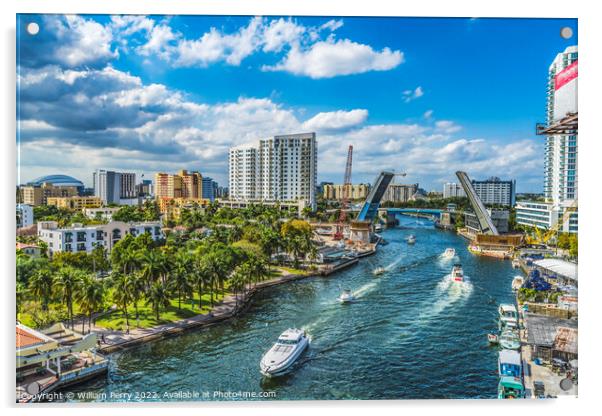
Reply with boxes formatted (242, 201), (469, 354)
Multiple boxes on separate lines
(512, 259), (521, 269)
(373, 267), (386, 276)
(499, 330), (521, 350)
(511, 276), (524, 291)
(442, 248), (456, 259)
(451, 263), (464, 282)
(488, 333), (499, 344)
(374, 223), (383, 232)
(407, 235), (416, 244)
(260, 328), (309, 377)
(498, 304), (519, 331)
(338, 289), (355, 303)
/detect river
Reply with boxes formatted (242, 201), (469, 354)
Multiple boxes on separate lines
(63, 215), (519, 401)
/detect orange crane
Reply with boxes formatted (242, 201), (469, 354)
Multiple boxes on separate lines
(334, 145), (353, 240)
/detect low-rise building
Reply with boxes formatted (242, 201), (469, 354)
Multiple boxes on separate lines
(16, 204), (34, 228)
(83, 207), (121, 221)
(47, 196), (102, 210)
(515, 200), (577, 234)
(157, 197), (210, 221)
(464, 209), (510, 235)
(38, 220), (163, 256)
(16, 242), (42, 257)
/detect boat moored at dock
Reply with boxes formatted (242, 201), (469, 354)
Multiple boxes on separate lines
(260, 328), (309, 377)
(499, 330), (521, 350)
(498, 350), (522, 378)
(498, 376), (524, 399)
(498, 304), (519, 330)
(511, 276), (524, 291)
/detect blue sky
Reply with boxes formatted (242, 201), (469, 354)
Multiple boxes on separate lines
(17, 14), (577, 192)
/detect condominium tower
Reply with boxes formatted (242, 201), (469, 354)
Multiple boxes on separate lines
(229, 133), (317, 210)
(93, 169), (137, 205)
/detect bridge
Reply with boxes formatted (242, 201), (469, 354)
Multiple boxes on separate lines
(356, 171), (395, 222)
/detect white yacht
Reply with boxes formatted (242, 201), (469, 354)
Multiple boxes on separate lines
(407, 235), (416, 244)
(498, 304), (519, 330)
(451, 263), (464, 282)
(442, 248), (456, 259)
(260, 328), (309, 377)
(338, 289), (355, 303)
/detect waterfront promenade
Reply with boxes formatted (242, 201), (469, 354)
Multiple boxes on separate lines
(89, 267), (318, 353)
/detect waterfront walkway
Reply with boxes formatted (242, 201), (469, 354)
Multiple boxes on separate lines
(89, 268), (315, 353)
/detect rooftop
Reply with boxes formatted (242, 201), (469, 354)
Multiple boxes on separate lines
(525, 313), (578, 347)
(533, 258), (578, 281)
(16, 324), (54, 349)
(27, 174), (84, 188)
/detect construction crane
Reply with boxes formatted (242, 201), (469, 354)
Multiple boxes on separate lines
(526, 200), (577, 245)
(334, 145), (353, 240)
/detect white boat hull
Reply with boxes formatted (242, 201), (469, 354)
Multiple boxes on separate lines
(260, 338), (309, 377)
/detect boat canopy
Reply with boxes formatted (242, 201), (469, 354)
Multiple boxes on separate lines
(499, 376), (524, 390)
(278, 328), (304, 342)
(499, 349), (521, 366)
(500, 304), (517, 313)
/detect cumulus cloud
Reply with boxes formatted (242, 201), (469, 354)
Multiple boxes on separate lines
(403, 86), (424, 103)
(423, 109), (434, 119)
(435, 120), (462, 134)
(263, 39), (403, 79)
(19, 15), (118, 69)
(302, 109), (368, 131)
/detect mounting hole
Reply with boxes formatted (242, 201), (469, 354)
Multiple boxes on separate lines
(26, 22), (40, 36)
(560, 27), (573, 40)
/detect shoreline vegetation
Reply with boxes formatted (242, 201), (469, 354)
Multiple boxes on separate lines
(17, 203), (319, 352)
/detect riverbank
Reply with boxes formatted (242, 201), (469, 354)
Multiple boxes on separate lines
(95, 268), (318, 354)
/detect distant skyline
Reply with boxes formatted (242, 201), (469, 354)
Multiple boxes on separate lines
(17, 15), (577, 192)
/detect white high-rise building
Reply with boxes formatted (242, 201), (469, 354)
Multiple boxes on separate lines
(93, 169), (137, 205)
(544, 45), (578, 204)
(516, 45), (578, 233)
(228, 133), (317, 210)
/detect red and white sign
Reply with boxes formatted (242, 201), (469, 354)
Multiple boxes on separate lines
(553, 60), (578, 122)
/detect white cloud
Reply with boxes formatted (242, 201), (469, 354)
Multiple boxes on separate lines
(263, 39), (403, 79)
(403, 86), (424, 103)
(302, 109), (368, 131)
(138, 24), (179, 59)
(423, 109), (434, 119)
(320, 19), (344, 32)
(174, 17), (263, 67)
(262, 18), (305, 53)
(435, 120), (462, 134)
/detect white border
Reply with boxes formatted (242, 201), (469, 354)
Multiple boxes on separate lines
(2, 1), (600, 416)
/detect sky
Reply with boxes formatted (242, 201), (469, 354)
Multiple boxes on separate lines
(16, 14), (577, 192)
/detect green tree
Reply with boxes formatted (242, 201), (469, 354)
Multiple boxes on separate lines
(77, 275), (106, 334)
(170, 251), (193, 310)
(146, 281), (171, 321)
(28, 268), (54, 311)
(111, 272), (134, 329)
(54, 267), (84, 329)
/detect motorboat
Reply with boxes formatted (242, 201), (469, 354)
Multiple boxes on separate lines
(260, 328), (309, 377)
(499, 330), (521, 350)
(338, 289), (355, 303)
(511, 276), (524, 291)
(442, 248), (456, 259)
(374, 223), (383, 232)
(498, 350), (522, 378)
(498, 304), (519, 330)
(451, 264), (464, 282)
(498, 376), (524, 399)
(488, 333), (499, 344)
(407, 235), (416, 244)
(373, 267), (386, 276)
(512, 259), (521, 269)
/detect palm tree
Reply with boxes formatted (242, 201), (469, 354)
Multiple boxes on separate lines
(54, 267), (83, 329)
(140, 249), (167, 286)
(28, 268), (54, 311)
(111, 272), (133, 330)
(129, 272), (146, 327)
(145, 281), (171, 321)
(191, 260), (209, 312)
(170, 251), (193, 310)
(77, 275), (105, 334)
